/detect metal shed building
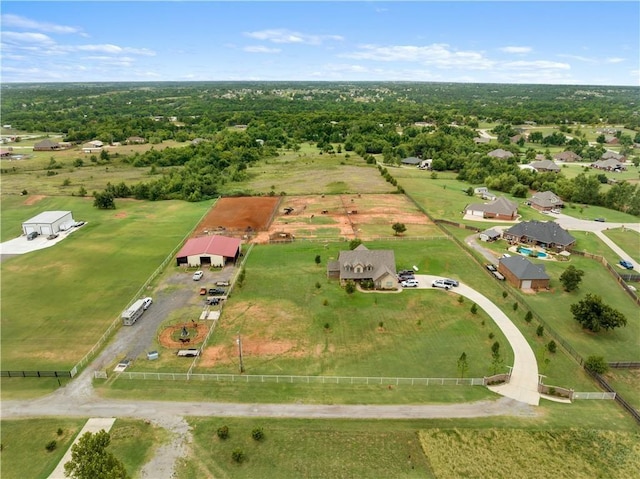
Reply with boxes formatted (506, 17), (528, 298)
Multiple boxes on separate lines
(22, 211), (74, 236)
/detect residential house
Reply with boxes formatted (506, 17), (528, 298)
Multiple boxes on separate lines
(326, 244), (398, 290)
(401, 156), (422, 166)
(498, 256), (550, 291)
(601, 151), (625, 161)
(479, 228), (501, 242)
(529, 191), (564, 212)
(0, 148), (13, 158)
(33, 139), (61, 151)
(553, 151), (582, 162)
(487, 148), (515, 160)
(604, 136), (619, 145)
(503, 220), (576, 251)
(591, 158), (626, 172)
(530, 159), (561, 173)
(465, 196), (518, 221)
(473, 136), (490, 144)
(126, 136), (146, 144)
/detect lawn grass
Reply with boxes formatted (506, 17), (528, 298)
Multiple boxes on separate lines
(603, 227), (640, 264)
(0, 417), (164, 479)
(0, 196), (211, 370)
(604, 368), (640, 410)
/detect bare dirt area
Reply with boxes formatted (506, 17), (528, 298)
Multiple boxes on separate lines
(254, 194), (435, 243)
(192, 196), (280, 238)
(23, 194), (46, 205)
(158, 323), (209, 348)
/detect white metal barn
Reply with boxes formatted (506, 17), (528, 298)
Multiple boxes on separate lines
(22, 211), (74, 236)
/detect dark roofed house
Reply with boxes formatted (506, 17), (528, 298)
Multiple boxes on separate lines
(591, 158), (626, 172)
(503, 220), (575, 251)
(33, 139), (61, 151)
(479, 228), (501, 242)
(327, 244), (398, 290)
(553, 151), (582, 162)
(601, 151), (625, 161)
(465, 196), (518, 221)
(401, 156), (422, 166)
(176, 235), (241, 267)
(487, 148), (515, 159)
(498, 256), (549, 291)
(530, 191), (564, 211)
(530, 159), (560, 173)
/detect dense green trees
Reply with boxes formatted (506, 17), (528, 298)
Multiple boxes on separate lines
(64, 430), (129, 479)
(570, 294), (627, 332)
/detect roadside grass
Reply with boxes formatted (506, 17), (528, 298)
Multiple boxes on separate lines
(224, 150), (393, 196)
(603, 227), (640, 264)
(560, 201), (640, 223)
(0, 418), (164, 479)
(604, 368), (640, 410)
(418, 427), (640, 479)
(0, 196), (211, 370)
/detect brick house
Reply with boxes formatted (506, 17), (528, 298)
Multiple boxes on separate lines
(327, 244), (398, 290)
(498, 256), (550, 291)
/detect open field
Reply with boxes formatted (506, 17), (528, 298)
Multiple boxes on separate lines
(603, 227), (640, 264)
(605, 368), (640, 410)
(0, 195), (211, 370)
(0, 418), (164, 479)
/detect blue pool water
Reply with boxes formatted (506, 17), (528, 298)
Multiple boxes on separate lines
(519, 247), (547, 258)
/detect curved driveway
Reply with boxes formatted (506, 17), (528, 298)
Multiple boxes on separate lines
(413, 275), (540, 406)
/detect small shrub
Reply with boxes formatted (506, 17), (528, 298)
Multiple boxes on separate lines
(536, 325), (544, 337)
(217, 425), (229, 440)
(524, 311), (533, 323)
(481, 320), (485, 326)
(324, 322), (330, 330)
(585, 355), (609, 374)
(548, 387), (557, 396)
(232, 449), (245, 463)
(488, 332), (495, 340)
(323, 299), (329, 306)
(57, 428), (63, 436)
(45, 440), (57, 452)
(547, 340), (557, 353)
(457, 296), (464, 304)
(315, 281), (321, 289)
(251, 427), (264, 441)
(378, 321), (384, 329)
(416, 320), (422, 326)
(21, 189), (28, 195)
(512, 302), (518, 311)
(345, 280), (356, 295)
(470, 304), (478, 315)
(502, 291), (508, 299)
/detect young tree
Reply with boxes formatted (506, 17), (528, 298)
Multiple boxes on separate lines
(457, 352), (469, 378)
(584, 355), (609, 374)
(345, 280), (356, 295)
(559, 265), (584, 292)
(314, 254), (321, 266)
(570, 294), (628, 332)
(64, 430), (129, 479)
(392, 222), (407, 236)
(490, 341), (503, 374)
(93, 191), (115, 209)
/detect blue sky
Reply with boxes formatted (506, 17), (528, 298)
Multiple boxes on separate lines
(1, 1), (639, 85)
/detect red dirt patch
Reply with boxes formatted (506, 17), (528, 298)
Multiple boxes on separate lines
(23, 195), (46, 205)
(114, 212), (128, 218)
(198, 337), (298, 368)
(193, 196), (280, 238)
(159, 323), (208, 348)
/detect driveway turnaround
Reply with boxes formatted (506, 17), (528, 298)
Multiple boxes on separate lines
(414, 275), (540, 406)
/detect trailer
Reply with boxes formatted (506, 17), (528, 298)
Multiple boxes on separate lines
(122, 299), (146, 326)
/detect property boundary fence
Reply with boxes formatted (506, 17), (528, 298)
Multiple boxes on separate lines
(609, 361), (640, 369)
(1, 370), (72, 378)
(114, 372), (487, 386)
(586, 370), (640, 424)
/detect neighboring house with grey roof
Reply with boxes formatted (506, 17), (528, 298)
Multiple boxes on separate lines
(591, 158), (626, 172)
(553, 151), (582, 162)
(33, 139), (62, 151)
(498, 256), (550, 291)
(401, 156), (422, 166)
(479, 228), (501, 242)
(487, 148), (515, 159)
(529, 191), (564, 212)
(503, 220), (575, 251)
(327, 244), (398, 290)
(530, 159), (561, 173)
(465, 196), (518, 221)
(601, 151), (625, 161)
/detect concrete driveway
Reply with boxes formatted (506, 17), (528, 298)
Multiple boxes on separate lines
(410, 275), (540, 406)
(0, 224), (85, 256)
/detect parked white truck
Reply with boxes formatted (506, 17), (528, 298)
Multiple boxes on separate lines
(121, 299), (146, 326)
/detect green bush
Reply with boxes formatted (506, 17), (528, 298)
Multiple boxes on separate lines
(216, 425), (229, 440)
(45, 440), (57, 452)
(232, 449), (245, 463)
(536, 325), (544, 337)
(585, 356), (609, 374)
(547, 340), (557, 353)
(251, 427), (264, 441)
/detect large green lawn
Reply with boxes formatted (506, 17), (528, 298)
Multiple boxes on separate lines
(0, 196), (211, 370)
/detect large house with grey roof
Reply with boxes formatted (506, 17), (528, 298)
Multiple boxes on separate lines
(530, 159), (560, 173)
(529, 191), (564, 212)
(498, 256), (550, 291)
(503, 220), (575, 251)
(553, 151), (582, 162)
(487, 148), (515, 160)
(465, 196), (518, 221)
(327, 244), (398, 290)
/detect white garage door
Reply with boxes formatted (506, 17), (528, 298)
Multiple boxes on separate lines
(521, 280), (532, 289)
(40, 225), (52, 235)
(24, 226), (36, 234)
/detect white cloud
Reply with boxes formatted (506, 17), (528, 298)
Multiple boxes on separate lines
(244, 29), (343, 45)
(72, 44), (155, 56)
(500, 46), (532, 54)
(557, 54), (597, 63)
(342, 43), (493, 70)
(605, 57), (625, 64)
(243, 45), (281, 54)
(502, 60), (570, 71)
(2, 31), (55, 45)
(0, 14), (82, 34)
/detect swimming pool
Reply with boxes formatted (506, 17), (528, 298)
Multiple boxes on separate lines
(519, 247), (547, 258)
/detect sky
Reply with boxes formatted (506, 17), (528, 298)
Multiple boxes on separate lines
(1, 1), (639, 86)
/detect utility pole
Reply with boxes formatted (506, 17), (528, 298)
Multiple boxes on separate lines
(237, 334), (244, 373)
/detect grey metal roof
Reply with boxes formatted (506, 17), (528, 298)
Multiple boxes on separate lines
(488, 148), (514, 159)
(504, 220), (575, 247)
(23, 210), (72, 224)
(530, 191), (564, 208)
(500, 256), (549, 280)
(401, 157), (422, 165)
(530, 160), (560, 171)
(337, 245), (396, 281)
(481, 228), (501, 239)
(467, 196), (518, 215)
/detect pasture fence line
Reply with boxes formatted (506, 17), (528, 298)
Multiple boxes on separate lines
(572, 250), (639, 304)
(285, 235), (447, 244)
(70, 198), (218, 377)
(586, 369), (640, 424)
(1, 370), (72, 378)
(114, 372), (488, 386)
(608, 361), (640, 369)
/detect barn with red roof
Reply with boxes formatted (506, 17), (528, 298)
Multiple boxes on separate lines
(176, 235), (242, 267)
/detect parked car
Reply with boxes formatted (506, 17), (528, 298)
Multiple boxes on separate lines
(199, 287), (207, 295)
(142, 297), (153, 310)
(192, 270), (204, 281)
(398, 273), (415, 281)
(208, 288), (226, 295)
(491, 270), (505, 281)
(397, 270), (414, 276)
(74, 221), (86, 227)
(432, 279), (451, 290)
(485, 263), (497, 272)
(47, 233), (59, 240)
(26, 231), (38, 240)
(594, 217), (606, 222)
(205, 297), (220, 305)
(401, 279), (419, 288)
(442, 278), (459, 287)
(619, 260), (634, 270)
(215, 281), (230, 286)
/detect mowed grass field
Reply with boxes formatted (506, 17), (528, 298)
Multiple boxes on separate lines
(0, 195), (211, 370)
(0, 417), (165, 479)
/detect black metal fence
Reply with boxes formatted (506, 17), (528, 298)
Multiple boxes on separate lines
(1, 370), (72, 378)
(587, 370), (640, 424)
